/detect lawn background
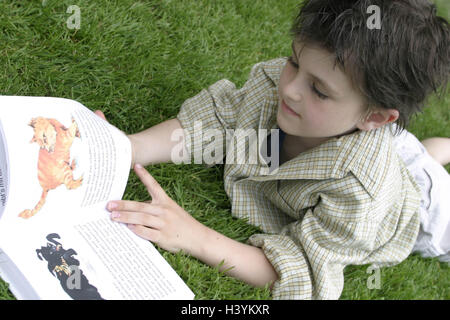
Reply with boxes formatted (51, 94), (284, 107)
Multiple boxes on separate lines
(0, 0), (448, 300)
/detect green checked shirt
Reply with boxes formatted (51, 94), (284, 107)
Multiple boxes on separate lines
(176, 58), (421, 300)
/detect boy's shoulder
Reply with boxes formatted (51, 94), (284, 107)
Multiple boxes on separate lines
(332, 124), (407, 199)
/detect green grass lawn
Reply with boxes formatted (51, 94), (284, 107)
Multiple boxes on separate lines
(0, 0), (449, 300)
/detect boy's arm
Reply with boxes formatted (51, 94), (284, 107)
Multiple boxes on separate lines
(127, 118), (189, 166)
(191, 224), (279, 288)
(94, 111), (188, 167)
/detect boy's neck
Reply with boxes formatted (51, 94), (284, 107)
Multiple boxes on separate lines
(281, 128), (360, 163)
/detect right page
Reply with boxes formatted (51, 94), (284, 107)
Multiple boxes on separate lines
(0, 96), (194, 299)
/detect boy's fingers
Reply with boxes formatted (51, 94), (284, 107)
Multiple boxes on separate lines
(128, 224), (161, 243)
(111, 210), (164, 229)
(107, 199), (162, 215)
(133, 164), (167, 201)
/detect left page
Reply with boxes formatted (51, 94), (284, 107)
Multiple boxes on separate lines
(0, 95), (131, 225)
(0, 96), (132, 299)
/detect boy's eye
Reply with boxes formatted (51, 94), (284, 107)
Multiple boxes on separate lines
(311, 83), (328, 100)
(287, 56), (299, 68)
(287, 56), (328, 100)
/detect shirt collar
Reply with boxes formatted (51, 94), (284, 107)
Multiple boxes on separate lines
(251, 120), (394, 200)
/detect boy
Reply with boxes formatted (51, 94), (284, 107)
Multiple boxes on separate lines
(101, 0), (450, 299)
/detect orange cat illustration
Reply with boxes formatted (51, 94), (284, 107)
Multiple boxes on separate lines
(19, 117), (83, 219)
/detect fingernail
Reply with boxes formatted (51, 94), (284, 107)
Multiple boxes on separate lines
(111, 211), (120, 219)
(135, 163), (143, 169)
(108, 202), (118, 211)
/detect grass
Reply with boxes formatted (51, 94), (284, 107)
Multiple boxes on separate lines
(0, 0), (448, 300)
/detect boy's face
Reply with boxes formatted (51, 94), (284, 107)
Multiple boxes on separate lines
(277, 41), (368, 139)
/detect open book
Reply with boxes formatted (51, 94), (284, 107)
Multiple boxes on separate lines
(0, 96), (194, 300)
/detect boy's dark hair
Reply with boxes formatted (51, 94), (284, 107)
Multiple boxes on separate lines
(290, 0), (450, 131)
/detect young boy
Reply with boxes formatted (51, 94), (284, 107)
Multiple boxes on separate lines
(101, 0), (450, 299)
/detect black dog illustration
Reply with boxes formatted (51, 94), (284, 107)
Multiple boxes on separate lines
(36, 233), (104, 300)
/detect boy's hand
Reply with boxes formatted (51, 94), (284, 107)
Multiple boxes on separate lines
(94, 110), (136, 167)
(107, 165), (278, 288)
(106, 164), (206, 254)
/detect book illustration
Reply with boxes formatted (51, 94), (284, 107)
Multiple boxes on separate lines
(36, 233), (103, 300)
(19, 117), (83, 219)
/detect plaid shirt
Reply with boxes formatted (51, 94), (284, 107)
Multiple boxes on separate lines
(177, 58), (421, 299)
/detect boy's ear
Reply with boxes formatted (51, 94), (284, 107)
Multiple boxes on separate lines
(357, 108), (399, 131)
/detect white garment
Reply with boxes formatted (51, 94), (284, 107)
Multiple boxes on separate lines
(393, 127), (450, 262)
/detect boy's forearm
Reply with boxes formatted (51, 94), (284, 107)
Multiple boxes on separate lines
(128, 118), (189, 166)
(188, 223), (278, 288)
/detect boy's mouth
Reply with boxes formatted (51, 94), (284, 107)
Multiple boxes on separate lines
(281, 99), (301, 118)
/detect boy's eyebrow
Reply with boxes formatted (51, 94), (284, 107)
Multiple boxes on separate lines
(311, 73), (340, 97)
(291, 42), (340, 97)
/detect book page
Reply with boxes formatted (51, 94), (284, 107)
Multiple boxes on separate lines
(0, 216), (118, 300)
(0, 96), (131, 298)
(0, 207), (194, 300)
(0, 96), (194, 300)
(73, 214), (194, 299)
(0, 119), (9, 221)
(0, 96), (131, 226)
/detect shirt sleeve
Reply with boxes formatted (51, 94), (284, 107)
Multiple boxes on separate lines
(176, 61), (277, 166)
(248, 178), (419, 300)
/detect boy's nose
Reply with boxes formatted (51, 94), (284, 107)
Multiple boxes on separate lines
(284, 80), (303, 103)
